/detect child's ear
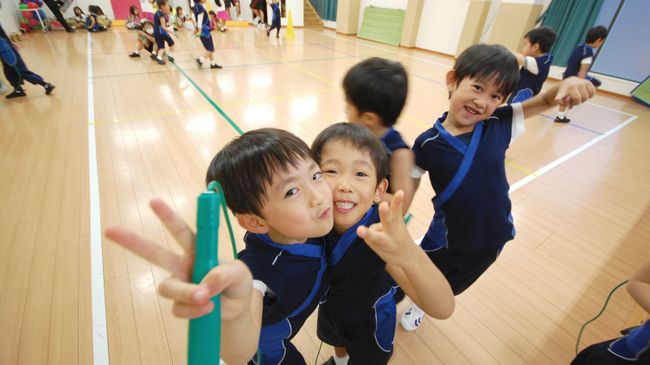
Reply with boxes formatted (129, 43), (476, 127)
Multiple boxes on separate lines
(373, 178), (389, 203)
(532, 43), (541, 53)
(360, 111), (382, 128)
(236, 214), (269, 234)
(446, 70), (458, 94)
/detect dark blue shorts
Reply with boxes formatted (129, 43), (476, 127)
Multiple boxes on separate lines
(155, 33), (174, 49)
(425, 245), (502, 295)
(200, 35), (214, 52)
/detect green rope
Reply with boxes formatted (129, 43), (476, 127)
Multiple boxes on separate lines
(314, 341), (324, 365)
(575, 279), (629, 354)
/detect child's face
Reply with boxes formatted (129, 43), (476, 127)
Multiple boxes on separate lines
(592, 38), (605, 49)
(446, 73), (505, 128)
(258, 157), (333, 244)
(74, 8), (81, 15)
(319, 140), (386, 234)
(521, 38), (540, 57)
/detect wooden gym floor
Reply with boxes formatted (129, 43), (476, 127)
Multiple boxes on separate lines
(0, 26), (648, 364)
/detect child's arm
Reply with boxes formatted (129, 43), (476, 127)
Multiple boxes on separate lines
(358, 191), (455, 319)
(627, 260), (650, 313)
(382, 149), (416, 215)
(521, 76), (596, 119)
(577, 63), (590, 80)
(104, 199), (262, 364)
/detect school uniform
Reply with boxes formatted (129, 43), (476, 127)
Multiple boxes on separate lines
(193, 3), (214, 52)
(380, 127), (409, 194)
(153, 10), (174, 49)
(239, 233), (328, 365)
(268, 2), (281, 35)
(317, 205), (396, 364)
(412, 104), (525, 295)
(0, 25), (46, 90)
(571, 321), (650, 364)
(564, 43), (601, 87)
(508, 54), (553, 103)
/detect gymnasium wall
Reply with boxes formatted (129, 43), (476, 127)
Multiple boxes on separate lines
(486, 0), (544, 52)
(415, 0), (469, 55)
(356, 0), (406, 34)
(457, 0), (491, 56)
(0, 0), (20, 33)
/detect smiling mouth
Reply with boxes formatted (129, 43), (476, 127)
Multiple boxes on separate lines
(464, 105), (481, 115)
(334, 201), (357, 213)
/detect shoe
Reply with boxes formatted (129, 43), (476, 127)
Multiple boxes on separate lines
(210, 63), (223, 69)
(267, 29), (270, 37)
(44, 83), (55, 95)
(400, 306), (424, 332)
(196, 58), (203, 68)
(65, 28), (76, 33)
(276, 34), (279, 38)
(154, 56), (166, 65)
(6, 89), (26, 99)
(168, 56), (175, 63)
(554, 116), (571, 124)
(128, 52), (141, 58)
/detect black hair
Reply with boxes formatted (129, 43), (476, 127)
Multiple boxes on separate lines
(311, 123), (388, 185)
(453, 44), (519, 98)
(524, 26), (557, 53)
(586, 25), (608, 44)
(156, 0), (168, 8)
(205, 128), (313, 217)
(129, 5), (138, 15)
(342, 57), (408, 127)
(73, 6), (85, 15)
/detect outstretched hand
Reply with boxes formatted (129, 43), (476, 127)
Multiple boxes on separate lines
(555, 76), (596, 108)
(357, 190), (417, 268)
(105, 198), (252, 320)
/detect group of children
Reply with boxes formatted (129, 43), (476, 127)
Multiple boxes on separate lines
(71, 5), (111, 32)
(106, 18), (606, 363)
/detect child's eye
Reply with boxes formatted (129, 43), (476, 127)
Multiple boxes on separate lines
(285, 188), (299, 198)
(313, 171), (322, 181)
(473, 85), (482, 92)
(492, 94), (503, 101)
(323, 169), (337, 175)
(355, 171), (369, 177)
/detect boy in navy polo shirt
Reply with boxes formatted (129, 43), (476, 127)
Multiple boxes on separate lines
(312, 123), (454, 365)
(193, 0), (223, 69)
(555, 25), (608, 123)
(400, 44), (597, 332)
(508, 26), (557, 104)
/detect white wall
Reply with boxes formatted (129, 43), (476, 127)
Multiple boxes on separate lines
(357, 0), (407, 33)
(0, 0), (20, 33)
(415, 0), (469, 55)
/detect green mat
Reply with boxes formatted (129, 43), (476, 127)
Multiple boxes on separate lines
(631, 76), (650, 107)
(358, 6), (405, 46)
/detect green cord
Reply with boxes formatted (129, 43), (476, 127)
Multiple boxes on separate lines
(207, 180), (239, 259)
(575, 279), (629, 354)
(314, 341), (323, 365)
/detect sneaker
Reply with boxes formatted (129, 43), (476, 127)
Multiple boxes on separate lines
(320, 357), (336, 365)
(554, 116), (571, 124)
(210, 63), (223, 69)
(128, 52), (141, 58)
(154, 56), (166, 65)
(168, 56), (175, 63)
(44, 83), (55, 95)
(6, 89), (26, 99)
(196, 58), (203, 68)
(400, 306), (424, 332)
(150, 53), (157, 61)
(267, 28), (270, 37)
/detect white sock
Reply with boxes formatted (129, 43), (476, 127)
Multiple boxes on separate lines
(333, 355), (349, 365)
(557, 111), (565, 118)
(133, 50), (140, 54)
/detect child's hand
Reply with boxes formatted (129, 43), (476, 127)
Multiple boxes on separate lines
(104, 198), (253, 321)
(357, 190), (417, 268)
(555, 76), (596, 108)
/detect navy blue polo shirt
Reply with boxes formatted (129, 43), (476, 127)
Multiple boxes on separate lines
(508, 54), (553, 103)
(412, 105), (525, 252)
(380, 128), (409, 193)
(563, 43), (594, 79)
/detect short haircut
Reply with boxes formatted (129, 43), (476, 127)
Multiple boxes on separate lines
(453, 44), (520, 98)
(342, 57), (408, 127)
(525, 26), (557, 53)
(205, 129), (313, 217)
(311, 123), (388, 185)
(586, 25), (608, 44)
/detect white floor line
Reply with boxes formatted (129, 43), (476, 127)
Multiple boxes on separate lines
(88, 32), (110, 365)
(509, 114), (638, 192)
(585, 101), (636, 117)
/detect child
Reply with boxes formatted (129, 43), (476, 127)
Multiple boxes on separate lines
(508, 26), (557, 104)
(193, 0), (223, 69)
(127, 5), (142, 30)
(94, 5), (112, 29)
(71, 6), (86, 29)
(342, 57), (414, 213)
(128, 20), (157, 58)
(267, 0), (280, 38)
(0, 23), (55, 99)
(572, 260), (650, 364)
(153, 0), (176, 64)
(86, 6), (107, 32)
(215, 0), (229, 32)
(312, 123), (454, 365)
(399, 44), (596, 332)
(208, 10), (217, 31)
(555, 25), (608, 123)
(174, 6), (186, 29)
(225, 0), (242, 21)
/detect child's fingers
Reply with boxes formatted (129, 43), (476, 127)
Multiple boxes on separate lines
(105, 226), (182, 274)
(389, 190), (405, 219)
(201, 260), (253, 300)
(172, 300), (215, 319)
(150, 198), (195, 253)
(159, 277), (210, 304)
